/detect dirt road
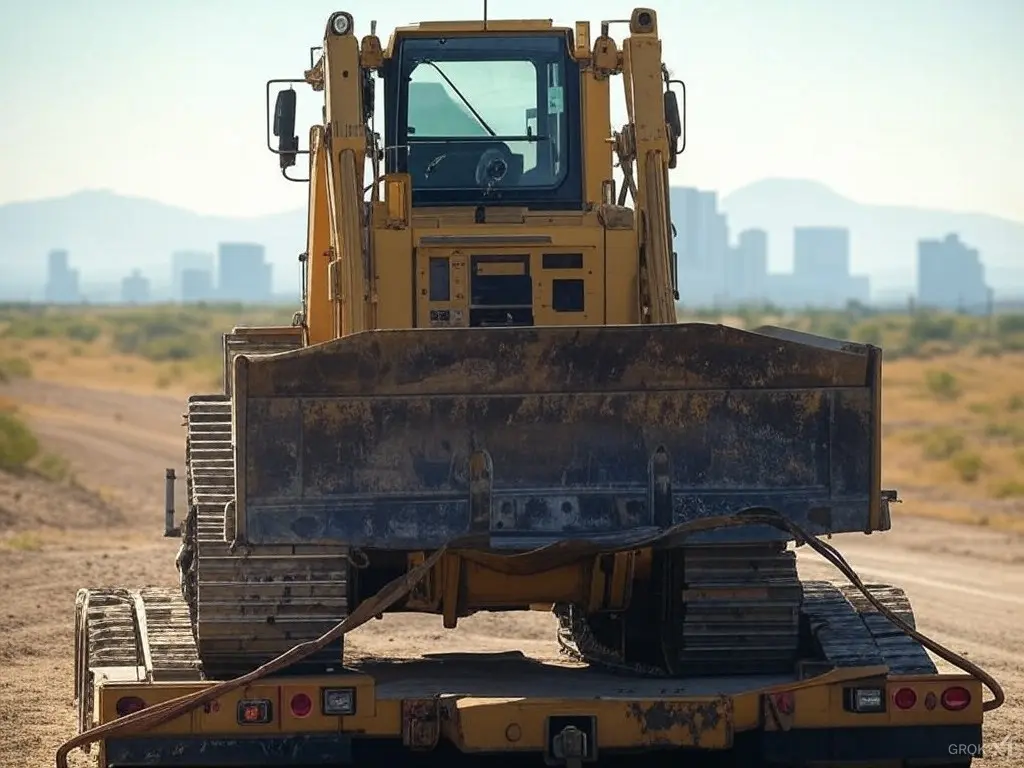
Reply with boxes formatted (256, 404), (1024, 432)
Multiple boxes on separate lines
(1, 379), (1021, 767)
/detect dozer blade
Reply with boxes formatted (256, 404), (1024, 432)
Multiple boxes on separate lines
(231, 323), (884, 550)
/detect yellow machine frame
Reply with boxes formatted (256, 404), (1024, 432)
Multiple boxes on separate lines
(294, 8), (679, 346)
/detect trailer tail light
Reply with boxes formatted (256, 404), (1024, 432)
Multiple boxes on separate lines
(941, 686), (971, 711)
(769, 691), (795, 715)
(321, 687), (356, 715)
(115, 696), (147, 718)
(893, 687), (917, 709)
(237, 698), (273, 725)
(290, 692), (313, 718)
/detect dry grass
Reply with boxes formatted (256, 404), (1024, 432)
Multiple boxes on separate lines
(7, 335), (214, 395)
(0, 303), (293, 396)
(881, 354), (1024, 511)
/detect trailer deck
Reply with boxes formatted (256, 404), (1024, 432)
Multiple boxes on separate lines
(353, 652), (797, 699)
(74, 585), (985, 768)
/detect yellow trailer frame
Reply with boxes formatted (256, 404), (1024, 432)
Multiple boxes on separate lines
(87, 663), (984, 766)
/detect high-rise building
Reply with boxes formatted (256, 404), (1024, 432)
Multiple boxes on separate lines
(674, 188), (727, 270)
(793, 227), (850, 279)
(673, 187), (729, 305)
(171, 251), (214, 301)
(723, 229), (769, 304)
(786, 227), (870, 307)
(120, 269), (150, 304)
(180, 268), (214, 303)
(44, 249), (80, 303)
(917, 234), (989, 313)
(217, 242), (272, 302)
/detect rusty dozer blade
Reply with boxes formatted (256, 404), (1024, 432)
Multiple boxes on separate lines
(230, 323), (885, 550)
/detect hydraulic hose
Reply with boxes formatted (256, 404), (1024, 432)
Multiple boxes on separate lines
(55, 511), (1004, 768)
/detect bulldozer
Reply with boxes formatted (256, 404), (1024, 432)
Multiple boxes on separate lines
(62, 6), (1001, 767)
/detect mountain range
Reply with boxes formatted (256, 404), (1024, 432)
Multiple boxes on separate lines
(1, 179), (1022, 300)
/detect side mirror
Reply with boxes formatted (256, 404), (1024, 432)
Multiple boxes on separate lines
(274, 89), (299, 170)
(663, 89), (679, 168)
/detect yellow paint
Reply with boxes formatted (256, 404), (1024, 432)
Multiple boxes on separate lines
(286, 6), (685, 345)
(95, 669), (983, 753)
(403, 551), (637, 614)
(304, 126), (333, 344)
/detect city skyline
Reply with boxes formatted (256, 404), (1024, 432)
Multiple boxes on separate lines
(0, 2), (1021, 221)
(33, 206), (997, 313)
(42, 243), (276, 306)
(6, 175), (1019, 307)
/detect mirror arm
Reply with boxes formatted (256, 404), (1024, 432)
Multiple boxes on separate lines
(282, 166), (310, 183)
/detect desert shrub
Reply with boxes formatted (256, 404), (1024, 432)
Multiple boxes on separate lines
(33, 452), (75, 483)
(2, 319), (58, 339)
(919, 428), (965, 460)
(0, 357), (33, 382)
(851, 321), (884, 346)
(923, 369), (961, 401)
(1008, 394), (1024, 413)
(0, 310), (102, 342)
(815, 318), (851, 340)
(4, 532), (43, 551)
(997, 332), (1024, 352)
(112, 312), (208, 361)
(949, 451), (983, 483)
(0, 411), (40, 470)
(991, 480), (1024, 499)
(65, 322), (101, 342)
(907, 313), (956, 345)
(973, 340), (1003, 358)
(915, 340), (957, 359)
(996, 314), (1024, 335)
(983, 422), (1024, 445)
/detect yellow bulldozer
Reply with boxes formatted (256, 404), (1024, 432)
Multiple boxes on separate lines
(61, 6), (1002, 767)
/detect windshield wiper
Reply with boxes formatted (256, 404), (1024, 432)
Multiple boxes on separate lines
(422, 60), (496, 137)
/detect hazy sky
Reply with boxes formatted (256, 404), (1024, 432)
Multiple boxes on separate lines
(1, 1), (1021, 220)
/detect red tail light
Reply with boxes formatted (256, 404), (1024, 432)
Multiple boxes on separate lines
(770, 691), (795, 715)
(290, 692), (313, 718)
(941, 686), (971, 711)
(115, 696), (146, 717)
(893, 687), (917, 709)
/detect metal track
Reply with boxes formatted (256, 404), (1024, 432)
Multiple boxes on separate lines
(184, 394), (350, 678)
(800, 580), (885, 668)
(838, 582), (936, 674)
(221, 327), (306, 396)
(556, 543), (803, 676)
(678, 544), (802, 674)
(74, 587), (201, 738)
(798, 580), (936, 674)
(557, 548), (936, 678)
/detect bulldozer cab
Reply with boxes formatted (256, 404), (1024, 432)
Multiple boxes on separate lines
(265, 10), (691, 335)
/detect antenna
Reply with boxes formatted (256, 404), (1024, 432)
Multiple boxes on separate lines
(483, 0), (488, 29)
